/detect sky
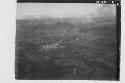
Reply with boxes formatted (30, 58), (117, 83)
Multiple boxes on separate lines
(16, 3), (116, 19)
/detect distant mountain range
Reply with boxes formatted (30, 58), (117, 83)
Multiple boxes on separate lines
(16, 15), (116, 42)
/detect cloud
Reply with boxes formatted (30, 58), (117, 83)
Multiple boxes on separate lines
(96, 4), (116, 18)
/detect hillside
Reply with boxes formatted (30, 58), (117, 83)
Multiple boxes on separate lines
(15, 17), (117, 80)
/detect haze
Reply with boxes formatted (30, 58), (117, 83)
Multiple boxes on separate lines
(17, 3), (115, 20)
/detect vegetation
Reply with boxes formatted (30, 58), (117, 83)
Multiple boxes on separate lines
(15, 18), (117, 80)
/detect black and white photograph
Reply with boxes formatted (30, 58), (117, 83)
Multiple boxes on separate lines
(15, 3), (119, 80)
